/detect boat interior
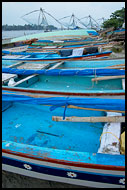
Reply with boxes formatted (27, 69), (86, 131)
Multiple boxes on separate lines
(2, 99), (125, 165)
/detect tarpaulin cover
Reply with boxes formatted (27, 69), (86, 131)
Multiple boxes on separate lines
(2, 68), (125, 76)
(2, 92), (125, 119)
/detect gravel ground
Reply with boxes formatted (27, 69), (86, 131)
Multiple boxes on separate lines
(2, 171), (87, 188)
(109, 50), (125, 58)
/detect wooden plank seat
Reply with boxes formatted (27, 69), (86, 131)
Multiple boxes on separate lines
(17, 63), (50, 70)
(2, 73), (18, 85)
(10, 63), (51, 87)
(49, 61), (64, 69)
(2, 55), (24, 59)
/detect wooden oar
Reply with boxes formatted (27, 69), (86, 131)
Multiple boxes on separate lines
(52, 116), (125, 123)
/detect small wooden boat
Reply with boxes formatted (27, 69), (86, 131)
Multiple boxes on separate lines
(10, 29), (89, 42)
(2, 57), (125, 70)
(2, 93), (125, 188)
(31, 38), (107, 47)
(2, 48), (112, 62)
(2, 38), (38, 49)
(2, 67), (125, 99)
(26, 43), (114, 53)
(51, 59), (125, 69)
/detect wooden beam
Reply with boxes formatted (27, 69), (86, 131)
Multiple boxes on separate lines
(52, 116), (125, 123)
(49, 61), (64, 70)
(8, 61), (25, 68)
(2, 73), (18, 84)
(92, 75), (125, 82)
(106, 67), (125, 70)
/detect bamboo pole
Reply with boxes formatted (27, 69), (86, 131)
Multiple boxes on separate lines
(52, 116), (125, 123)
(92, 75), (125, 82)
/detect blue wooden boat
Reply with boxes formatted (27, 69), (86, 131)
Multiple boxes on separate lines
(2, 58), (125, 70)
(2, 38), (38, 49)
(4, 42), (109, 53)
(2, 67), (125, 99)
(26, 41), (114, 53)
(2, 93), (125, 188)
(30, 39), (106, 47)
(2, 49), (112, 62)
(53, 59), (125, 69)
(3, 39), (116, 54)
(30, 38), (107, 47)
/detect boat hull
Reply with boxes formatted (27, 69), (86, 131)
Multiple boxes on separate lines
(2, 52), (112, 62)
(2, 150), (125, 188)
(2, 86), (125, 99)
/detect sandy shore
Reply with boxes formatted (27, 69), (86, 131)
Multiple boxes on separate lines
(2, 171), (87, 188)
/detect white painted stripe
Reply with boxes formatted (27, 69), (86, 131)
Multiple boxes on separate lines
(2, 164), (124, 188)
(2, 153), (124, 176)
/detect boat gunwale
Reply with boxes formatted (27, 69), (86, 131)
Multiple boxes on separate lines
(2, 51), (112, 61)
(2, 86), (125, 97)
(2, 149), (125, 171)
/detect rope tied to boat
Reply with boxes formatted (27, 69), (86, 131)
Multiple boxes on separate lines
(49, 96), (70, 120)
(93, 68), (97, 84)
(99, 131), (121, 144)
(63, 97), (70, 120)
(75, 70), (80, 75)
(58, 70), (62, 75)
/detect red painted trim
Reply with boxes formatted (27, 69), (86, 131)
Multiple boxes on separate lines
(2, 87), (125, 97)
(2, 149), (125, 171)
(7, 52), (111, 62)
(28, 44), (108, 52)
(29, 53), (111, 61)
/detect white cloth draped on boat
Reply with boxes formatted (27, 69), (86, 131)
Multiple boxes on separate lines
(98, 112), (122, 155)
(70, 48), (84, 56)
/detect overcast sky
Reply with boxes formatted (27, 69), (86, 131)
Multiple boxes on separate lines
(2, 2), (125, 27)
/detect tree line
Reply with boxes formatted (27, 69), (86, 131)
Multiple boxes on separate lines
(2, 7), (125, 31)
(2, 24), (57, 31)
(102, 7), (125, 29)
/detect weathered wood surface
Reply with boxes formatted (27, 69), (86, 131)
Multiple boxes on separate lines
(3, 45), (28, 52)
(17, 63), (50, 70)
(2, 73), (18, 84)
(92, 75), (125, 82)
(99, 27), (114, 36)
(49, 61), (64, 69)
(52, 116), (125, 123)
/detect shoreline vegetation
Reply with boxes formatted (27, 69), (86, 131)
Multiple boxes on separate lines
(2, 7), (125, 32)
(2, 24), (57, 31)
